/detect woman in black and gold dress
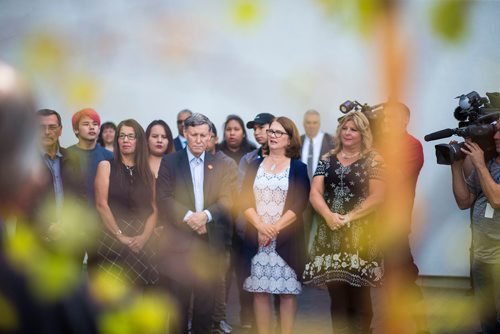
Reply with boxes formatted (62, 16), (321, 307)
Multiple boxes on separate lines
(95, 119), (159, 287)
(303, 111), (385, 333)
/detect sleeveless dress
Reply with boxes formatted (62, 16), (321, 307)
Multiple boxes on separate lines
(303, 151), (384, 288)
(243, 164), (302, 294)
(96, 161), (159, 286)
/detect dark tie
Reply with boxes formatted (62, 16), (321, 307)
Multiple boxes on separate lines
(307, 138), (314, 179)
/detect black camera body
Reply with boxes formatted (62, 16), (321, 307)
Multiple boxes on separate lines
(339, 100), (387, 143)
(425, 91), (500, 165)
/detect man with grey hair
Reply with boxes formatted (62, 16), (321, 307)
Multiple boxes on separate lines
(300, 109), (335, 250)
(156, 113), (237, 334)
(174, 109), (193, 151)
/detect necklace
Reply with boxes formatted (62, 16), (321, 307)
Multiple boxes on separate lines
(269, 155), (284, 171)
(341, 150), (360, 160)
(124, 164), (135, 177)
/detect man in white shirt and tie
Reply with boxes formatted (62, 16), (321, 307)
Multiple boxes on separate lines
(156, 113), (237, 334)
(300, 109), (335, 249)
(173, 109), (192, 151)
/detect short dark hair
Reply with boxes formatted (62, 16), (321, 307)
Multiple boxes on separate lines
(208, 121), (218, 137)
(177, 109), (193, 118)
(36, 108), (61, 126)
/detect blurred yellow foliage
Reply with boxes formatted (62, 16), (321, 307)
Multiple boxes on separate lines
(23, 32), (67, 74)
(0, 293), (18, 331)
(90, 269), (130, 305)
(430, 0), (469, 43)
(232, 0), (262, 27)
(98, 291), (173, 334)
(64, 72), (100, 106)
(4, 224), (81, 301)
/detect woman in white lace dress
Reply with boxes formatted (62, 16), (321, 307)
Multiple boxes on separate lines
(240, 116), (310, 334)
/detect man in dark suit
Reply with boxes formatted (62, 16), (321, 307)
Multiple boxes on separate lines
(300, 109), (335, 178)
(300, 109), (335, 249)
(36, 108), (85, 241)
(156, 113), (237, 334)
(173, 109), (193, 151)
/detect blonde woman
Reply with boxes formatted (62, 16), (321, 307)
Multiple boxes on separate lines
(303, 111), (385, 333)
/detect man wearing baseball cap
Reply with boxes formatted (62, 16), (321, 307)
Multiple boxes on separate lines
(239, 113), (275, 183)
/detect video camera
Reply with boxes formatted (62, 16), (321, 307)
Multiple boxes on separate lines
(424, 91), (500, 165)
(339, 99), (389, 144)
(339, 100), (385, 120)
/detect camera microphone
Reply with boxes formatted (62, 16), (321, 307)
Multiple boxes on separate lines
(424, 128), (455, 142)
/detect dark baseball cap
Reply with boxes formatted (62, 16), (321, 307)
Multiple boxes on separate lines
(246, 113), (275, 129)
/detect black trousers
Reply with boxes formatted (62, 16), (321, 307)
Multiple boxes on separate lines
(327, 281), (372, 334)
(159, 274), (216, 334)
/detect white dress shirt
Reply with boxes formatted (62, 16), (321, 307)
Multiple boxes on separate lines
(301, 131), (325, 176)
(184, 148), (212, 223)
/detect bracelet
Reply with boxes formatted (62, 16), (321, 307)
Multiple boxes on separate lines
(115, 229), (123, 236)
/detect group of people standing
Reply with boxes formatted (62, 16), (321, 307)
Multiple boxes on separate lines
(32, 102), (432, 334)
(2, 59), (499, 334)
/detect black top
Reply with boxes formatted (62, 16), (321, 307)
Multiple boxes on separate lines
(217, 141), (256, 165)
(108, 160), (153, 223)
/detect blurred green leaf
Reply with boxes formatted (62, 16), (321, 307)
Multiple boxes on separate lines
(430, 0), (469, 42)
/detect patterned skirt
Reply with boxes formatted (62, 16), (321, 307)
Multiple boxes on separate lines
(302, 217), (383, 288)
(243, 239), (302, 295)
(96, 217), (159, 286)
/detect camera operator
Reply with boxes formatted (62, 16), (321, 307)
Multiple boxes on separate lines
(450, 118), (500, 334)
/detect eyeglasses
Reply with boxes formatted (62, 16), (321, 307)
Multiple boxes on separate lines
(266, 129), (288, 138)
(118, 133), (137, 141)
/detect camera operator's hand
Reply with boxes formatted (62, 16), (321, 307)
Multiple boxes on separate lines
(461, 139), (486, 169)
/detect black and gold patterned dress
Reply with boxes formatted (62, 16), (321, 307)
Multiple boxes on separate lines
(303, 151), (384, 287)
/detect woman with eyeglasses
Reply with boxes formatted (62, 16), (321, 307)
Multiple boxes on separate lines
(240, 116), (310, 334)
(95, 119), (159, 287)
(302, 111), (385, 333)
(145, 120), (175, 178)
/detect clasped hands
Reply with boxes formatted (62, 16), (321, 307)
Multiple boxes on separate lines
(326, 212), (350, 231)
(117, 233), (147, 253)
(186, 212), (208, 235)
(257, 223), (279, 247)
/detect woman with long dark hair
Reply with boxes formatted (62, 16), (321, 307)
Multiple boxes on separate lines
(218, 114), (256, 165)
(95, 119), (159, 286)
(145, 119), (174, 178)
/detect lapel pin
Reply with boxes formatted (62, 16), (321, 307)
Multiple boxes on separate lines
(208, 164), (213, 170)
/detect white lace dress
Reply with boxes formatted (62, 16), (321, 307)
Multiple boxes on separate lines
(243, 164), (302, 295)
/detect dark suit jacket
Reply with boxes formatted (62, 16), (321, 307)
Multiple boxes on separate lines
(300, 132), (335, 160)
(173, 136), (183, 151)
(156, 149), (237, 280)
(35, 147), (86, 223)
(240, 158), (310, 280)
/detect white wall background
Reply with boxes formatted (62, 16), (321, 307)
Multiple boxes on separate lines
(1, 0), (499, 276)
